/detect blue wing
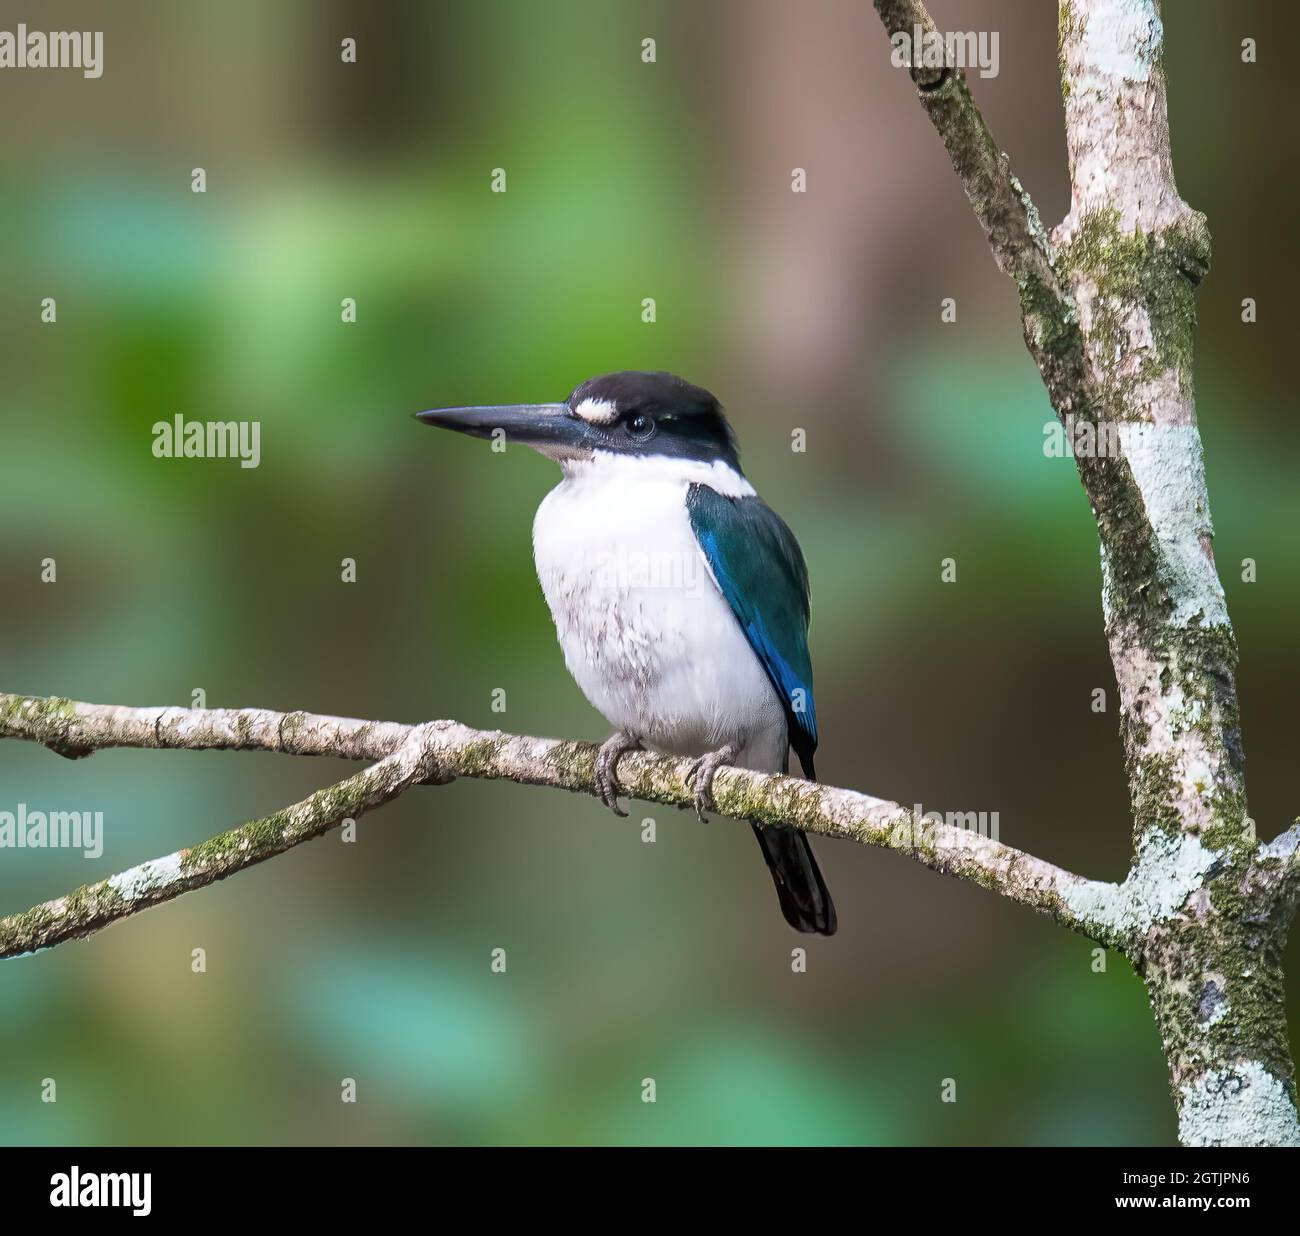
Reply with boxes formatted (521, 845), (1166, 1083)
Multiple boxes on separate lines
(686, 484), (818, 778)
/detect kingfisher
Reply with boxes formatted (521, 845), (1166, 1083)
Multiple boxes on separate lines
(417, 371), (837, 935)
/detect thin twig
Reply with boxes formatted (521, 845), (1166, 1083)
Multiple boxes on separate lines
(0, 721), (444, 958)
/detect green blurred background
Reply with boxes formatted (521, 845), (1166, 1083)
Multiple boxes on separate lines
(2, 0), (1297, 1145)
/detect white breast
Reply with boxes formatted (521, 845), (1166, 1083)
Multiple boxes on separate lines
(532, 453), (789, 771)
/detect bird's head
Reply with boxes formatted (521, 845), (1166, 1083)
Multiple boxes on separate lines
(416, 370), (741, 473)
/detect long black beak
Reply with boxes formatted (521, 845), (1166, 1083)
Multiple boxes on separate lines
(415, 402), (590, 457)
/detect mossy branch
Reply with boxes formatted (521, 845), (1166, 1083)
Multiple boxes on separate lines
(872, 1), (1067, 305)
(0, 719), (446, 958)
(0, 689), (1134, 957)
(871, 0), (1300, 1146)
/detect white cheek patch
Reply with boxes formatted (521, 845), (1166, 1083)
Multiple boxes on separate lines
(572, 397), (619, 426)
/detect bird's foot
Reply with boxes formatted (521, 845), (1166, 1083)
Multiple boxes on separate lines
(595, 730), (642, 816)
(685, 744), (740, 821)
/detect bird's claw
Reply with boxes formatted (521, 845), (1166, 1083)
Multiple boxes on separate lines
(595, 731), (641, 817)
(684, 744), (739, 821)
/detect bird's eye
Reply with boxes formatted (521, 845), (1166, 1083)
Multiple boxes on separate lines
(626, 413), (654, 439)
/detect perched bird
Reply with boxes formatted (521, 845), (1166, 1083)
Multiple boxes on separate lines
(417, 371), (836, 935)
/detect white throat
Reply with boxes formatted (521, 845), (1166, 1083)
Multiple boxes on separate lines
(557, 451), (755, 498)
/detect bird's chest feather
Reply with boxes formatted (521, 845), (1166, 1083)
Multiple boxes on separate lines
(533, 469), (703, 694)
(531, 459), (783, 756)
